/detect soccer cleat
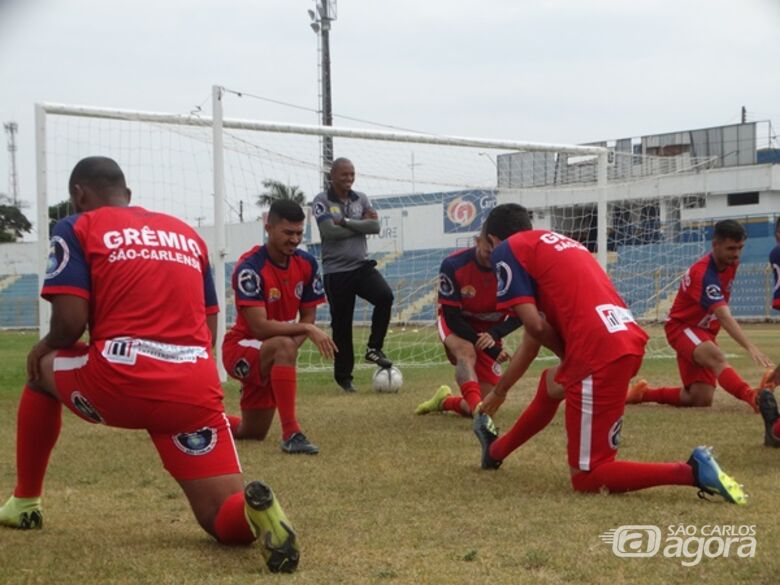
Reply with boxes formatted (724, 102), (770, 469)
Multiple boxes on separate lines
(687, 446), (747, 505)
(758, 368), (777, 391)
(337, 380), (357, 393)
(757, 389), (780, 448)
(414, 385), (452, 415)
(365, 347), (393, 369)
(625, 379), (648, 404)
(473, 412), (502, 470)
(281, 432), (320, 455)
(0, 496), (43, 529)
(244, 481), (300, 573)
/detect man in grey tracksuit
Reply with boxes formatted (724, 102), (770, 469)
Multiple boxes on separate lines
(311, 158), (394, 392)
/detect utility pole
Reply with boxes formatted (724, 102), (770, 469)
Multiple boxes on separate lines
(4, 122), (19, 206)
(308, 1), (337, 191)
(741, 106), (747, 124)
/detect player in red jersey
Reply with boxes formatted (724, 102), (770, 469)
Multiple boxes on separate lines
(757, 218), (780, 446)
(222, 200), (336, 455)
(473, 203), (746, 504)
(415, 235), (520, 417)
(626, 220), (773, 410)
(0, 158), (300, 573)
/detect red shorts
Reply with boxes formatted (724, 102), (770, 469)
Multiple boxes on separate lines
(664, 321), (717, 388)
(564, 354), (642, 472)
(53, 344), (241, 481)
(437, 316), (502, 385)
(222, 339), (276, 410)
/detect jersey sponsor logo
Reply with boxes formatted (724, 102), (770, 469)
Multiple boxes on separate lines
(539, 231), (588, 252)
(439, 273), (455, 296)
(312, 274), (325, 295)
(312, 200), (328, 218)
(294, 281), (304, 300)
(705, 284), (724, 301)
(595, 304), (636, 333)
(172, 427), (217, 456)
(102, 337), (208, 366)
(609, 417), (623, 450)
(237, 268), (262, 297)
(495, 261), (512, 297)
(697, 313), (719, 329)
(232, 358), (251, 379)
(267, 287), (282, 302)
(446, 197), (477, 228)
(45, 235), (70, 279)
(103, 227), (202, 256)
(71, 391), (104, 424)
(460, 285), (477, 299)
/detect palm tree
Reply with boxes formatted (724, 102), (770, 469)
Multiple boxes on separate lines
(256, 179), (306, 207)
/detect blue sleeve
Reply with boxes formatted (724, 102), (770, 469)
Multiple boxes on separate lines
(438, 257), (462, 306)
(490, 241), (536, 308)
(301, 254), (325, 305)
(203, 261), (219, 312)
(312, 196), (333, 225)
(771, 246), (780, 310)
(41, 216), (91, 299)
(233, 259), (265, 305)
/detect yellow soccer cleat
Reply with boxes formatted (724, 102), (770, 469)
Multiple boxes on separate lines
(414, 385), (452, 415)
(688, 446), (747, 505)
(244, 481), (300, 574)
(0, 495), (43, 529)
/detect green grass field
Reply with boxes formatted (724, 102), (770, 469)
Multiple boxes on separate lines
(0, 326), (778, 585)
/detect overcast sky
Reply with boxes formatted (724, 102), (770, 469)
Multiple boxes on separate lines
(1, 0), (779, 218)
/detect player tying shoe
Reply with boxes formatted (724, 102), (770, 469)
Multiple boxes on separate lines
(626, 220), (773, 411)
(415, 235), (519, 418)
(222, 200), (336, 454)
(473, 203), (747, 505)
(0, 157), (299, 572)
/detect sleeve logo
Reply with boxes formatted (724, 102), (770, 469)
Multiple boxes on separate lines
(496, 261), (512, 297)
(705, 284), (724, 301)
(439, 273), (455, 296)
(313, 200), (327, 218)
(45, 235), (70, 279)
(237, 268), (262, 297)
(312, 274), (325, 295)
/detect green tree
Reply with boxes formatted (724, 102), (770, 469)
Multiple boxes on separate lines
(0, 194), (32, 243)
(48, 200), (73, 235)
(256, 179), (306, 207)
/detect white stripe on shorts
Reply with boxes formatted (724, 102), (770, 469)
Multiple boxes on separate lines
(436, 317), (447, 342)
(221, 412), (242, 474)
(579, 375), (594, 471)
(683, 327), (703, 346)
(237, 338), (263, 350)
(53, 353), (89, 372)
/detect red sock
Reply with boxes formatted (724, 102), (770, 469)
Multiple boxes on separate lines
(717, 367), (754, 404)
(643, 386), (682, 405)
(774, 420), (780, 438)
(459, 381), (482, 414)
(441, 395), (468, 416)
(490, 370), (562, 461)
(226, 415), (242, 435)
(213, 491), (255, 545)
(271, 365), (301, 439)
(14, 386), (62, 498)
(571, 460), (693, 493)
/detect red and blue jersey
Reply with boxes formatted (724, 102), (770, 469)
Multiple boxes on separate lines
(43, 206), (218, 347)
(225, 245), (325, 343)
(771, 244), (780, 311)
(438, 247), (507, 332)
(667, 253), (737, 334)
(490, 229), (647, 387)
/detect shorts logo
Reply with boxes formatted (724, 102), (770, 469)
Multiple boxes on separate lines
(609, 417), (623, 450)
(495, 261), (512, 297)
(439, 273), (455, 297)
(173, 427), (217, 456)
(267, 287), (282, 302)
(45, 235), (70, 279)
(446, 197), (477, 228)
(233, 358), (251, 379)
(294, 281), (304, 300)
(237, 269), (262, 297)
(460, 285), (476, 299)
(705, 284), (723, 301)
(71, 391), (104, 423)
(492, 362), (502, 376)
(312, 275), (324, 296)
(313, 200), (327, 218)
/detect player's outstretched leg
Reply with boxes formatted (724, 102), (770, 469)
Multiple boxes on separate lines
(0, 496), (43, 529)
(473, 413), (502, 470)
(414, 385), (452, 415)
(244, 480), (300, 574)
(688, 446), (747, 505)
(757, 389), (780, 448)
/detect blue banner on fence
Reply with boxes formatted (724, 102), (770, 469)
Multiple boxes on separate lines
(442, 190), (497, 233)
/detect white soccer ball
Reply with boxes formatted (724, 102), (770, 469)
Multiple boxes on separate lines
(372, 366), (403, 393)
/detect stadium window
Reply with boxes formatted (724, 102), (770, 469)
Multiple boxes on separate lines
(727, 192), (759, 206)
(682, 195), (706, 209)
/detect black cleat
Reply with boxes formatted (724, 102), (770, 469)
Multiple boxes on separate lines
(473, 413), (502, 470)
(337, 380), (358, 393)
(758, 389), (780, 448)
(365, 347), (393, 369)
(281, 432), (320, 455)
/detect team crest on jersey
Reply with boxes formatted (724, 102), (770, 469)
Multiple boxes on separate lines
(233, 358), (251, 379)
(460, 285), (477, 299)
(294, 281), (304, 300)
(267, 288), (282, 302)
(71, 391), (104, 423)
(312, 275), (324, 295)
(313, 200), (327, 218)
(238, 268), (262, 297)
(609, 417), (623, 450)
(45, 235), (70, 280)
(173, 427), (217, 456)
(705, 284), (724, 301)
(496, 262), (512, 297)
(439, 273), (455, 297)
